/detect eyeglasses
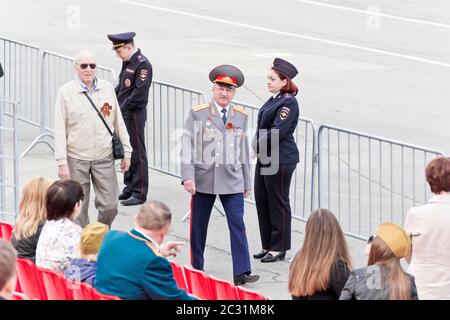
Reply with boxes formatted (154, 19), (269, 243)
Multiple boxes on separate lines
(77, 63), (97, 70)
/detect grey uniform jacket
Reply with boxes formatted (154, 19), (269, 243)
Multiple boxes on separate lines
(181, 100), (251, 195)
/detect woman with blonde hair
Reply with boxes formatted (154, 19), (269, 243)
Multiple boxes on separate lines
(10, 177), (51, 263)
(340, 223), (418, 300)
(288, 208), (352, 299)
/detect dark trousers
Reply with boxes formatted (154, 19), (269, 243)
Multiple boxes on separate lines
(254, 162), (296, 252)
(123, 113), (148, 201)
(190, 192), (251, 277)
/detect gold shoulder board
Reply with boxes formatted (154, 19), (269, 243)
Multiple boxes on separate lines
(233, 105), (248, 116)
(192, 103), (209, 112)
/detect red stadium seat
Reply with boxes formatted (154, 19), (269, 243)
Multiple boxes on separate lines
(0, 221), (13, 241)
(183, 265), (216, 300)
(12, 292), (30, 300)
(38, 267), (73, 300)
(170, 260), (189, 292)
(70, 281), (98, 300)
(236, 286), (268, 300)
(16, 258), (47, 300)
(209, 275), (239, 300)
(94, 290), (121, 300)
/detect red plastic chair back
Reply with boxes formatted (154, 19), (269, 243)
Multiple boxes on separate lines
(170, 261), (189, 292)
(12, 292), (30, 300)
(0, 221), (13, 241)
(94, 290), (121, 300)
(210, 275), (239, 300)
(236, 286), (268, 300)
(16, 258), (47, 300)
(38, 267), (73, 300)
(183, 265), (216, 300)
(69, 280), (98, 300)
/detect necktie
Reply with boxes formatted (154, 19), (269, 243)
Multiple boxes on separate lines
(221, 108), (227, 124)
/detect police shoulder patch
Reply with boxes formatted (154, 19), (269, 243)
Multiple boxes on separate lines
(233, 105), (248, 116)
(137, 55), (146, 63)
(192, 103), (209, 112)
(279, 106), (290, 120)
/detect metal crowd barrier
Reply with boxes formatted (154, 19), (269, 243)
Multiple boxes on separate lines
(21, 50), (116, 157)
(0, 37), (41, 128)
(0, 99), (20, 222)
(317, 124), (444, 240)
(146, 80), (206, 177)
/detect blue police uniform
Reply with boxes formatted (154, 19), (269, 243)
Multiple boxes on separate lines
(95, 229), (196, 300)
(108, 32), (152, 204)
(252, 58), (300, 262)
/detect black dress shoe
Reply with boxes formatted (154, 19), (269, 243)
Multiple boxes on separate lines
(253, 250), (269, 259)
(234, 273), (260, 286)
(261, 251), (286, 263)
(118, 192), (131, 200)
(120, 196), (145, 206)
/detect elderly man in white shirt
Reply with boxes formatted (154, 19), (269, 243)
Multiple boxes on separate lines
(54, 50), (132, 228)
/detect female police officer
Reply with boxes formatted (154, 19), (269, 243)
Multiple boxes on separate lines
(252, 58), (300, 263)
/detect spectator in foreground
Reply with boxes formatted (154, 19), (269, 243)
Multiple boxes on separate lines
(0, 240), (17, 300)
(95, 200), (196, 300)
(11, 177), (51, 263)
(404, 156), (450, 299)
(65, 222), (109, 286)
(36, 179), (83, 273)
(340, 223), (418, 300)
(288, 208), (352, 300)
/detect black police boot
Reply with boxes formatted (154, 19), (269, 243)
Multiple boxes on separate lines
(234, 273), (260, 286)
(120, 196), (145, 206)
(119, 192), (131, 200)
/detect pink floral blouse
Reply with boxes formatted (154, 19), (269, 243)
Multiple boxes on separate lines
(36, 218), (82, 272)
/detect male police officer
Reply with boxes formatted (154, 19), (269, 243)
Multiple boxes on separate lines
(181, 65), (259, 286)
(107, 32), (152, 206)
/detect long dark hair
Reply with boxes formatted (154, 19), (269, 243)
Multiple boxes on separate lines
(288, 209), (351, 297)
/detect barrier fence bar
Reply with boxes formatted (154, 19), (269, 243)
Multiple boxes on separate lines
(0, 99), (20, 222)
(0, 37), (41, 128)
(146, 80), (206, 177)
(317, 124), (444, 240)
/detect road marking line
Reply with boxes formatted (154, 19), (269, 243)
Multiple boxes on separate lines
(112, 0), (450, 69)
(295, 0), (450, 30)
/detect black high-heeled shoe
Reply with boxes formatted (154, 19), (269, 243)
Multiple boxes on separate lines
(253, 250), (269, 259)
(261, 251), (286, 263)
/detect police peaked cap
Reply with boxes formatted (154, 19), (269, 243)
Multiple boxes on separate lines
(272, 58), (299, 79)
(107, 32), (136, 49)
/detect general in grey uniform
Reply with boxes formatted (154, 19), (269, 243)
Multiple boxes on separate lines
(181, 65), (259, 286)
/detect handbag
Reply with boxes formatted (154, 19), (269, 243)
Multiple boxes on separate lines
(83, 92), (124, 159)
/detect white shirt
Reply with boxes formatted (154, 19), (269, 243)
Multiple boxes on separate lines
(404, 194), (450, 300)
(272, 91), (280, 98)
(133, 227), (160, 250)
(213, 99), (230, 119)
